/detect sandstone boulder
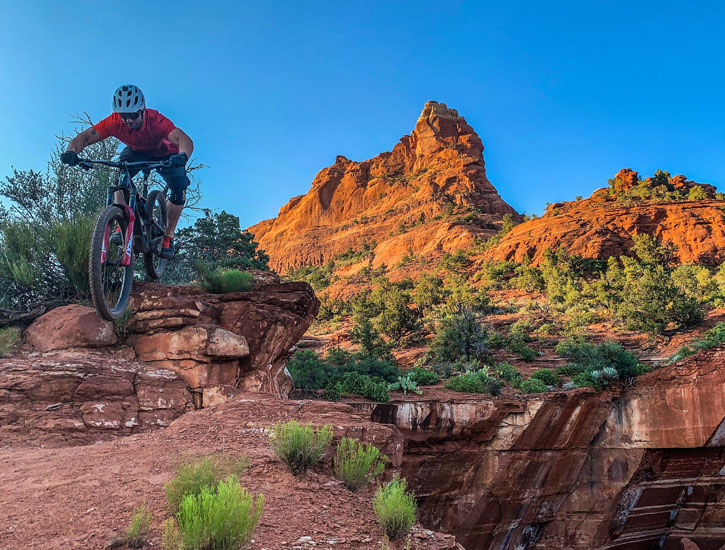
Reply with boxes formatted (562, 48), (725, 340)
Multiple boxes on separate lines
(25, 304), (117, 352)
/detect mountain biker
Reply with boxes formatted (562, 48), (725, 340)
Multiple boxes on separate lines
(60, 84), (194, 259)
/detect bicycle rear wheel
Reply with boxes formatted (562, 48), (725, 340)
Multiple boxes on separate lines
(143, 190), (168, 280)
(89, 206), (134, 321)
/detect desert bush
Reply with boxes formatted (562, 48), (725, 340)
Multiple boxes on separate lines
(165, 455), (249, 513)
(555, 340), (641, 380)
(270, 420), (333, 474)
(350, 318), (393, 360)
(334, 437), (386, 491)
(287, 349), (330, 391)
(530, 369), (559, 387)
(198, 267), (253, 294)
(413, 274), (447, 315)
(162, 518), (183, 550)
(495, 362), (523, 387)
(177, 476), (263, 550)
(506, 335), (537, 361)
(335, 372), (391, 402)
(591, 367), (619, 387)
(373, 476), (417, 540)
(445, 369), (503, 395)
(406, 368), (438, 386)
(125, 504), (152, 549)
(477, 261), (517, 288)
(0, 327), (21, 358)
(688, 186), (708, 201)
(511, 260), (545, 292)
(520, 378), (548, 394)
(427, 309), (489, 364)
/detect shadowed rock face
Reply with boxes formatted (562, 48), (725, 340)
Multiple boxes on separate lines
(248, 101), (520, 274)
(369, 346), (725, 549)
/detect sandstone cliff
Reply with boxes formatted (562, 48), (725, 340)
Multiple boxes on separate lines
(481, 169), (725, 266)
(248, 101), (520, 273)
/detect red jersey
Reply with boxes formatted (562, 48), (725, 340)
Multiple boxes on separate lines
(94, 109), (179, 157)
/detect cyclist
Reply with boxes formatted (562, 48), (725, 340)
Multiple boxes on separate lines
(61, 84), (194, 259)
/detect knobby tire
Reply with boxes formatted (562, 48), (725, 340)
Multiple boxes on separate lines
(89, 205), (134, 321)
(143, 190), (168, 280)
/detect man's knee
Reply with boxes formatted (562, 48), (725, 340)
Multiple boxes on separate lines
(168, 187), (186, 206)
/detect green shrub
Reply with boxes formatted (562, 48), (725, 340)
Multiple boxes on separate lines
(591, 367), (619, 387)
(520, 378), (548, 394)
(428, 309), (489, 364)
(406, 368), (438, 386)
(373, 476), (417, 540)
(165, 455), (249, 513)
(177, 476), (263, 550)
(125, 504), (152, 549)
(270, 420), (333, 474)
(495, 362), (523, 387)
(287, 349), (329, 390)
(199, 267), (253, 293)
(555, 340), (640, 379)
(0, 327), (21, 358)
(530, 369), (559, 387)
(333, 437), (386, 491)
(506, 336), (537, 361)
(572, 371), (599, 389)
(445, 370), (503, 395)
(556, 363), (587, 377)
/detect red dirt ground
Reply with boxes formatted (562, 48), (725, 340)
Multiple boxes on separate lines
(0, 396), (459, 550)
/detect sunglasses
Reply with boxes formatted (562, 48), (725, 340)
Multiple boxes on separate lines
(120, 110), (143, 121)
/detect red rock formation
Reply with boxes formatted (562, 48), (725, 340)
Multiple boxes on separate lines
(480, 197), (725, 266)
(0, 350), (193, 447)
(127, 278), (318, 399)
(368, 346), (725, 549)
(248, 101), (520, 273)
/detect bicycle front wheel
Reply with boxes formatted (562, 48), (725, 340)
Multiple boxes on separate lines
(89, 205), (134, 321)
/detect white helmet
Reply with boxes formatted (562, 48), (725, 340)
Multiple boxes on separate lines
(113, 84), (145, 113)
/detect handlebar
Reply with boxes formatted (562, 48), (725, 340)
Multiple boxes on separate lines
(77, 158), (172, 171)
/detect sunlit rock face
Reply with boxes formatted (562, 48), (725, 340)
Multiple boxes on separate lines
(248, 101), (520, 275)
(371, 346), (725, 549)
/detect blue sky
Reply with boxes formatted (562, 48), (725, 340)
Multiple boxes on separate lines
(1, 1), (723, 227)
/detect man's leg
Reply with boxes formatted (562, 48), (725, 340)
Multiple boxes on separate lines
(158, 165), (190, 259)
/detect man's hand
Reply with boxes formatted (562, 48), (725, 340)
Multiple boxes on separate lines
(169, 153), (188, 167)
(60, 151), (79, 166)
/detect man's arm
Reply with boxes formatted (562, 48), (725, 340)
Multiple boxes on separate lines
(168, 128), (194, 157)
(67, 127), (104, 154)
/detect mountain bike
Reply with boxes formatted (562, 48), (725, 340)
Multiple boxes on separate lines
(77, 158), (170, 321)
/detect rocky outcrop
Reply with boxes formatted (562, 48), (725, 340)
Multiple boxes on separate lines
(127, 278), (318, 399)
(480, 196), (725, 266)
(248, 101), (520, 273)
(24, 304), (117, 351)
(369, 346), (725, 549)
(0, 350), (193, 447)
(3, 277), (319, 445)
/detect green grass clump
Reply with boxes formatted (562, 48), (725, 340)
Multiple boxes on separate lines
(199, 267), (254, 293)
(124, 504), (152, 549)
(177, 475), (263, 550)
(373, 476), (417, 540)
(270, 420), (333, 474)
(333, 437), (387, 491)
(165, 455), (249, 513)
(0, 327), (21, 358)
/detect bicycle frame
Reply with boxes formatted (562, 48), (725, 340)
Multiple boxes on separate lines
(79, 158), (170, 267)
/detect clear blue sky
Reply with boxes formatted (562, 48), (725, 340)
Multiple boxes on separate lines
(2, 1), (723, 226)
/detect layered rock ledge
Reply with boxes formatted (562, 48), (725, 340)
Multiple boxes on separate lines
(366, 346), (725, 549)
